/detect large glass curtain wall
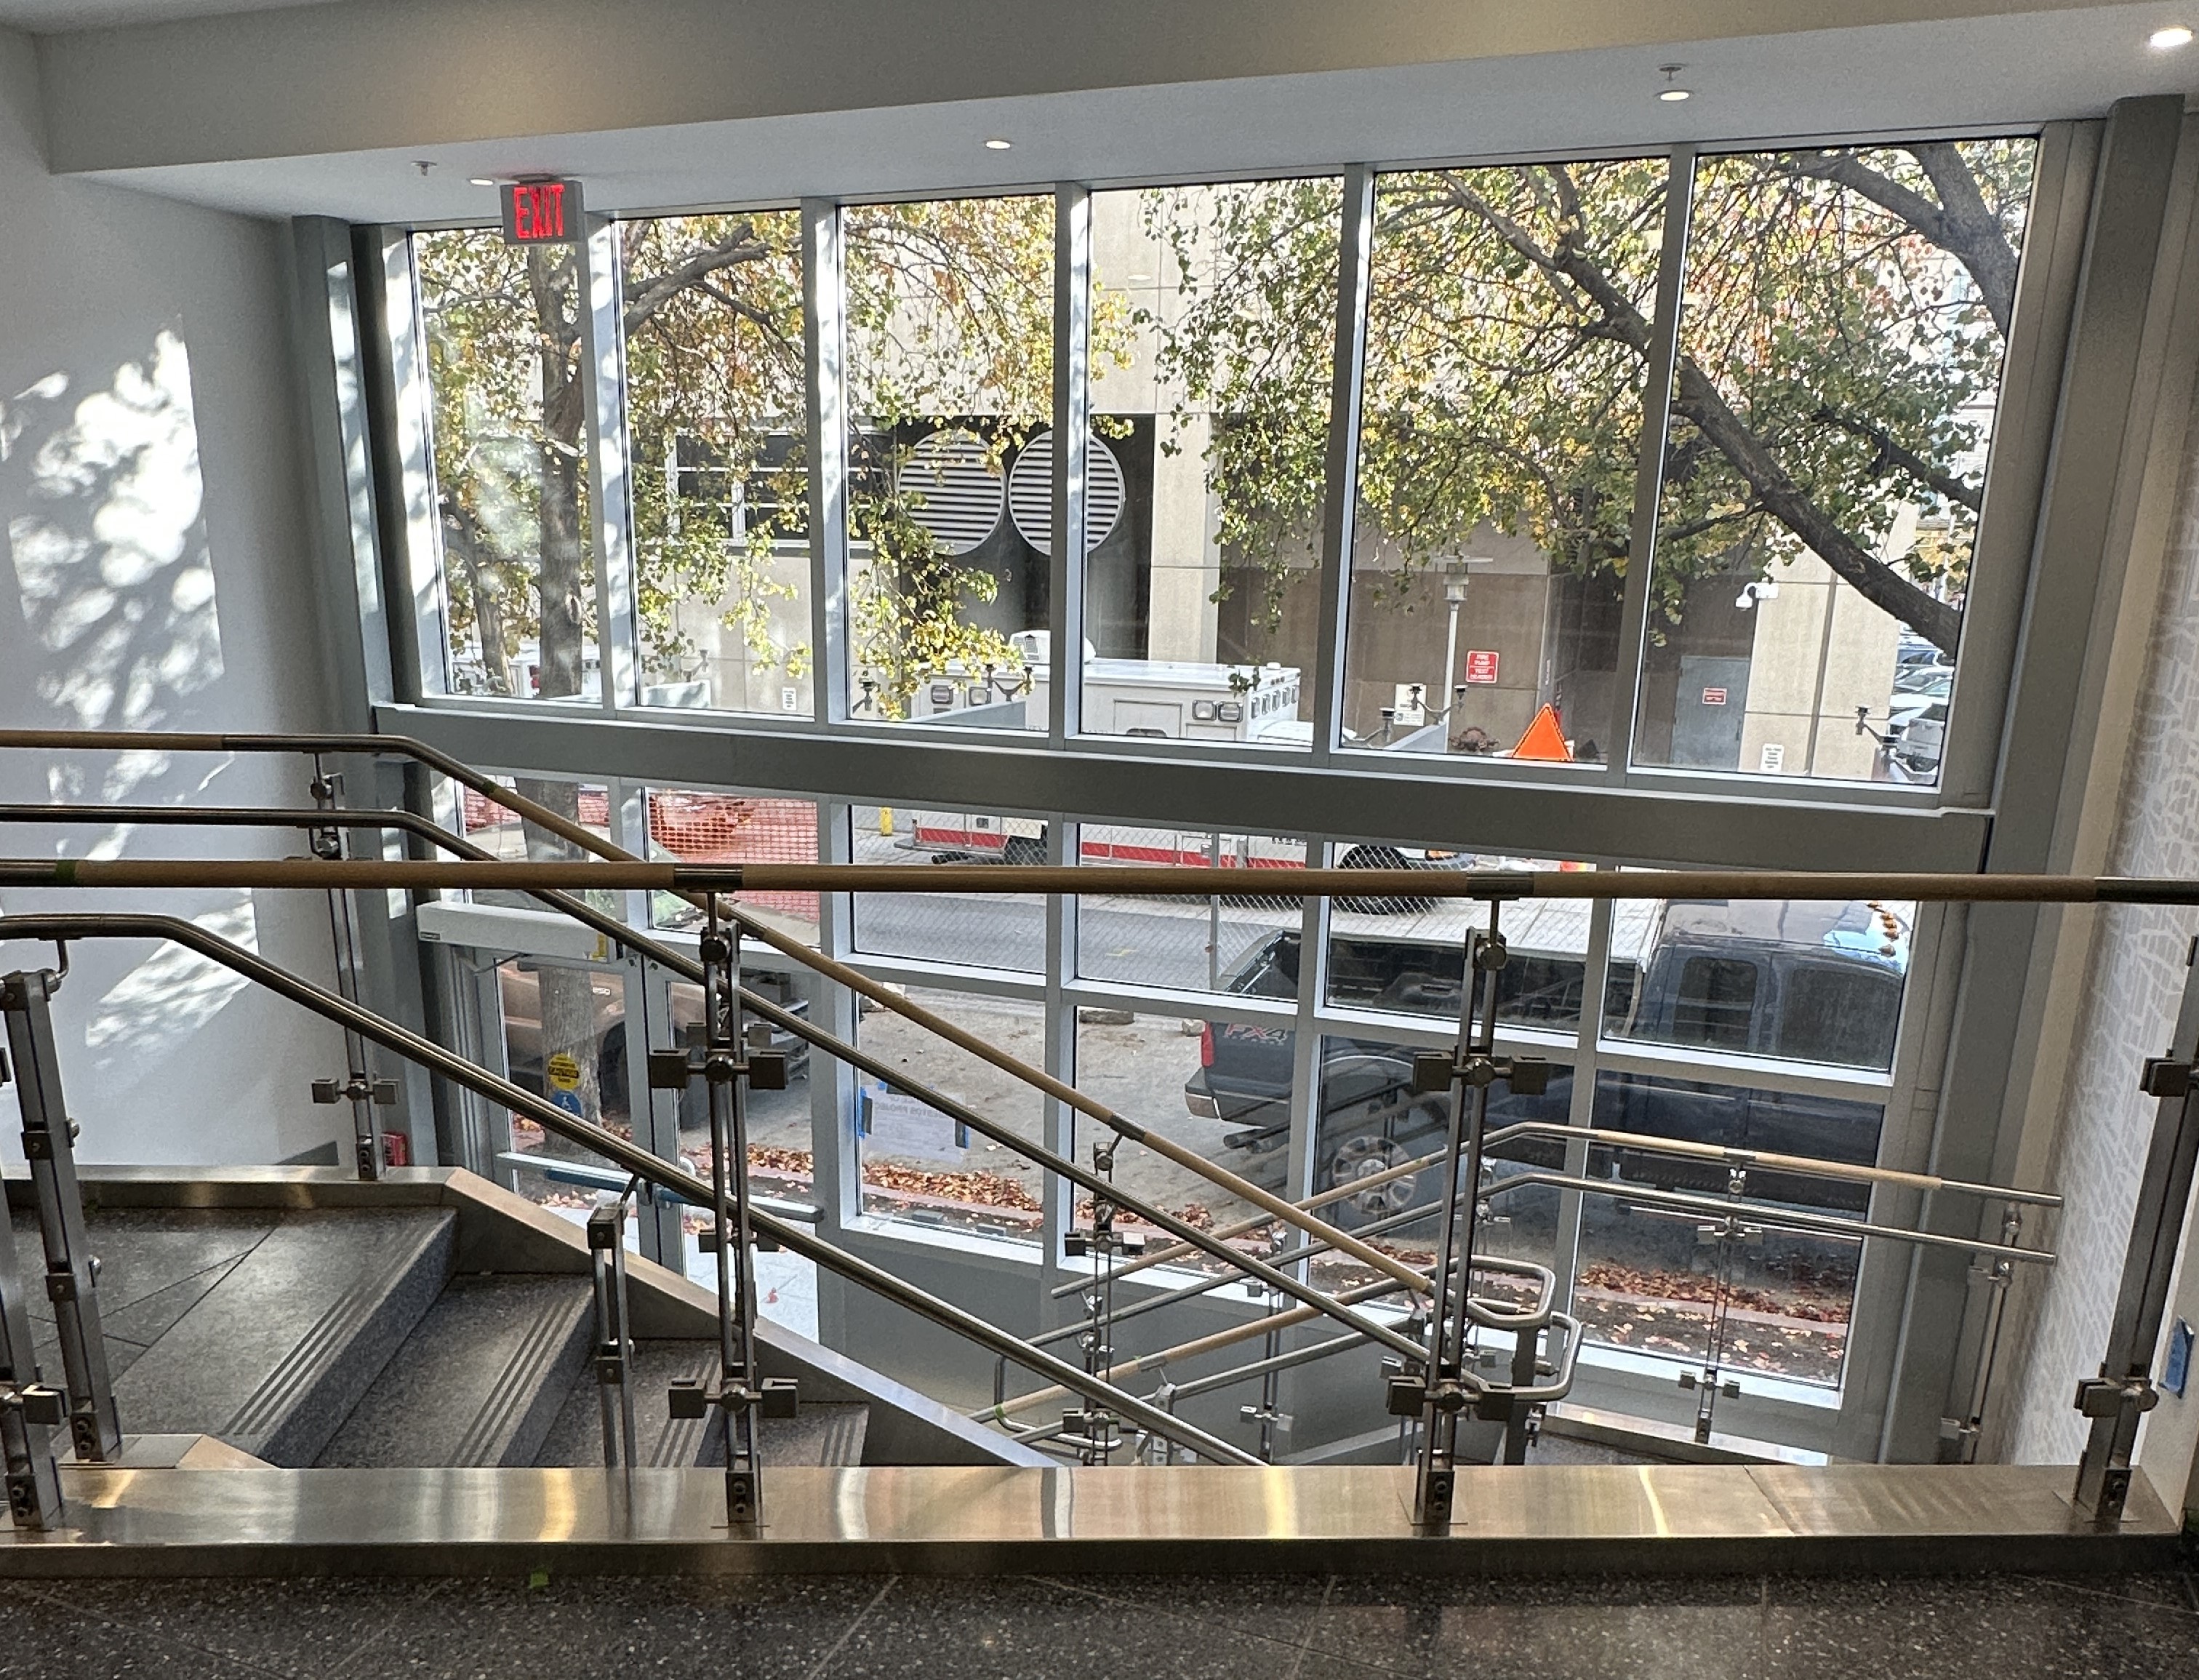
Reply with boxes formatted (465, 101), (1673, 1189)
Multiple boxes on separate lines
(446, 788), (1928, 1446)
(401, 135), (2036, 789)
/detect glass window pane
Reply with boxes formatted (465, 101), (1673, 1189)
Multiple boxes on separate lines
(1074, 826), (1305, 994)
(620, 212), (811, 715)
(1324, 847), (1595, 1027)
(645, 788), (819, 945)
(1302, 1032), (1571, 1302)
(843, 197), (1054, 731)
(1342, 162), (1665, 763)
(459, 777), (618, 919)
(415, 229), (598, 701)
(1078, 179), (1341, 746)
(1634, 140), (2037, 783)
(855, 987), (1044, 1243)
(496, 957), (629, 1216)
(1078, 1007), (1281, 1273)
(1574, 1072), (1875, 1388)
(848, 804), (1044, 972)
(1603, 897), (1913, 1072)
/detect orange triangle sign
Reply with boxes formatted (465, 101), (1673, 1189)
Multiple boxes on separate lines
(1510, 704), (1573, 762)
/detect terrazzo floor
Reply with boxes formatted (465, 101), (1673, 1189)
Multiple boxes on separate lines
(4, 1566), (2198, 1679)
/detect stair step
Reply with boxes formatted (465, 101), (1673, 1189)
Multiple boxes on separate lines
(532, 1340), (872, 1468)
(317, 1275), (590, 1468)
(105, 1208), (454, 1466)
(24, 1206), (279, 1385)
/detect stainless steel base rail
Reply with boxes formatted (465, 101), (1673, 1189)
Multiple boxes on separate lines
(0, 912), (1261, 1483)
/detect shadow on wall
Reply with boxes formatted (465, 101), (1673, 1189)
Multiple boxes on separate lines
(0, 324), (271, 1128)
(1, 324), (223, 745)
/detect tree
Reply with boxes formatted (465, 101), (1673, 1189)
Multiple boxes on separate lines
(1145, 142), (2034, 659)
(414, 199), (1099, 1108)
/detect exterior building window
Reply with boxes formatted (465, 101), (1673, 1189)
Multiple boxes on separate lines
(1073, 825), (1306, 993)
(841, 196), (1056, 730)
(618, 211), (812, 716)
(855, 987), (1046, 1244)
(414, 228), (598, 702)
(1080, 179), (1343, 746)
(1344, 161), (1665, 763)
(1634, 140), (2037, 784)
(847, 803), (1045, 972)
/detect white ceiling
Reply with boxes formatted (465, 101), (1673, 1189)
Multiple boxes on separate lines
(71, 8), (2199, 224)
(0, 0), (336, 33)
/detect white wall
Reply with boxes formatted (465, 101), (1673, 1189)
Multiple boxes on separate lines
(0, 24), (348, 1169)
(1996, 372), (2199, 1495)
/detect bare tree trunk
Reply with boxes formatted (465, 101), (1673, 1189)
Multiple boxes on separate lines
(513, 775), (606, 1131)
(518, 245), (604, 1130)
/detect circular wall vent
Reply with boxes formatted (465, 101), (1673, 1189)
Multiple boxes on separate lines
(897, 428), (1004, 555)
(1007, 428), (1126, 555)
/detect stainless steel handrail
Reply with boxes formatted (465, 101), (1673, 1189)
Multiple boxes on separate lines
(0, 911), (1260, 1467)
(1031, 1210), (1558, 1353)
(0, 801), (1431, 1359)
(1478, 1119), (2064, 1209)
(1482, 1169), (2056, 1265)
(0, 731), (1441, 1299)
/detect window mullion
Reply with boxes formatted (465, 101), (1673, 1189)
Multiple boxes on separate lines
(804, 199), (852, 727)
(1308, 166), (1374, 767)
(1611, 144), (1697, 783)
(1052, 185), (1092, 749)
(579, 213), (636, 714)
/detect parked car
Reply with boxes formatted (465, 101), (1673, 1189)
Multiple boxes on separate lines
(1184, 899), (1906, 1225)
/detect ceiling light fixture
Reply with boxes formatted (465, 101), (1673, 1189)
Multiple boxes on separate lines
(1657, 63), (1692, 100)
(469, 177), (496, 187)
(2151, 23), (2193, 47)
(984, 137), (1013, 150)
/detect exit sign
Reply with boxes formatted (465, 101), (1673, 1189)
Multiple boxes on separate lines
(501, 178), (583, 246)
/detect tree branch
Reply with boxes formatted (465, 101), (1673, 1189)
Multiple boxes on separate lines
(1449, 164), (1965, 654)
(622, 227), (772, 335)
(1813, 405), (1982, 512)
(1777, 146), (2017, 338)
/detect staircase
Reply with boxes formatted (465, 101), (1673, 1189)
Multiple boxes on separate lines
(7, 1166), (1028, 1473)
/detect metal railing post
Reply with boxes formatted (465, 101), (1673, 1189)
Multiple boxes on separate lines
(0, 1188), (65, 1529)
(2073, 938), (2199, 1522)
(660, 906), (796, 1527)
(0, 967), (121, 1462)
(587, 1186), (638, 1471)
(307, 759), (393, 1177)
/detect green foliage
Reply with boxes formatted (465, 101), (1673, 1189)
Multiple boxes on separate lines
(1134, 178), (1342, 630)
(619, 212), (809, 686)
(842, 196), (1117, 712)
(416, 231), (593, 694)
(1145, 144), (2033, 656)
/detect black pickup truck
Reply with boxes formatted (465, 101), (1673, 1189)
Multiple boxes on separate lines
(1182, 899), (1905, 1226)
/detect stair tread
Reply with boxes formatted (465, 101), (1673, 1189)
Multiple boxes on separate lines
(534, 1340), (870, 1468)
(105, 1208), (454, 1463)
(318, 1274), (590, 1468)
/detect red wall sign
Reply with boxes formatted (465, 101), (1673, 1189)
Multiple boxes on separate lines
(501, 179), (584, 247)
(1701, 687), (1729, 706)
(1462, 649), (1500, 685)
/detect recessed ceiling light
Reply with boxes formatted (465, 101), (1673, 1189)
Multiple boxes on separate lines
(469, 177), (496, 187)
(1659, 87), (1692, 101)
(984, 137), (1013, 150)
(2151, 23), (2193, 47)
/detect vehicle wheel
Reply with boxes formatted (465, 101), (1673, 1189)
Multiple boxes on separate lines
(1325, 1133), (1419, 1229)
(1003, 835), (1046, 866)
